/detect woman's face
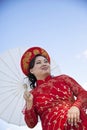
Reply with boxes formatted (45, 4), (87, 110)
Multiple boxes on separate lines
(30, 56), (50, 80)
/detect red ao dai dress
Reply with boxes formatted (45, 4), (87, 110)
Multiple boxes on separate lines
(23, 75), (87, 130)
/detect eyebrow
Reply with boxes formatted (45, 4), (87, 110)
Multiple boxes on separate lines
(36, 58), (47, 62)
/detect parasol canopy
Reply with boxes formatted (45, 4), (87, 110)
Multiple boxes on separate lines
(0, 47), (61, 126)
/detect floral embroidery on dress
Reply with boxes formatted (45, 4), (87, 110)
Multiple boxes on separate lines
(23, 75), (87, 130)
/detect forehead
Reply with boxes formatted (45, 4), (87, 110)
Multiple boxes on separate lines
(35, 55), (47, 61)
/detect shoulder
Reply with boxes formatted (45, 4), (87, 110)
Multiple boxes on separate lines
(52, 74), (70, 79)
(52, 74), (75, 82)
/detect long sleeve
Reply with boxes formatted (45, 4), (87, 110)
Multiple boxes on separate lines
(22, 105), (38, 128)
(62, 74), (87, 109)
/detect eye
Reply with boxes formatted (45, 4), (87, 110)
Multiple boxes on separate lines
(44, 59), (48, 63)
(36, 61), (41, 64)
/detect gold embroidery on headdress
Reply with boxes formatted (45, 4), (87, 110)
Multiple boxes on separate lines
(22, 52), (32, 70)
(33, 49), (40, 55)
(41, 49), (48, 59)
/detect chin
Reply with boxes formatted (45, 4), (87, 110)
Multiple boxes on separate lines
(44, 72), (50, 77)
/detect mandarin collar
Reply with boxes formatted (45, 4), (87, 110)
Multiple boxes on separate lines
(36, 75), (52, 86)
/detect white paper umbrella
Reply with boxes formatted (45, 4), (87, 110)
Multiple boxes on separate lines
(0, 47), (61, 126)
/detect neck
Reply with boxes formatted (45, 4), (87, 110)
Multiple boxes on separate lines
(37, 74), (50, 80)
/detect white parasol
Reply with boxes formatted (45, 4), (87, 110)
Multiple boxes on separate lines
(0, 47), (61, 126)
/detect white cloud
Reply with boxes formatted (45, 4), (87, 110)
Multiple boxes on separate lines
(76, 49), (87, 59)
(83, 50), (87, 59)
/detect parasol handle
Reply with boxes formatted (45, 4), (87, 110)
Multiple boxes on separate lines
(23, 83), (28, 91)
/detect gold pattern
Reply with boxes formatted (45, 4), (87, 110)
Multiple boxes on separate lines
(22, 52), (32, 70)
(33, 49), (40, 55)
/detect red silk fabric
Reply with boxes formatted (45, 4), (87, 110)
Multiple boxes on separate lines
(23, 75), (87, 130)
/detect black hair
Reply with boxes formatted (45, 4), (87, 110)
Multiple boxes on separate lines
(27, 54), (44, 89)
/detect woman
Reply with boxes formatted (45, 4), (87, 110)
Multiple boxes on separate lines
(21, 46), (87, 130)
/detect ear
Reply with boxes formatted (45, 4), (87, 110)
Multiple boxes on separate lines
(30, 68), (33, 74)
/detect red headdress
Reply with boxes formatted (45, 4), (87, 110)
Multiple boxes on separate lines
(21, 47), (50, 76)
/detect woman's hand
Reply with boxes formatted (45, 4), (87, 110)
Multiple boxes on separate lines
(23, 91), (33, 110)
(67, 106), (80, 126)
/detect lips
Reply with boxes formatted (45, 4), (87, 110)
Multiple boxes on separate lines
(41, 66), (48, 70)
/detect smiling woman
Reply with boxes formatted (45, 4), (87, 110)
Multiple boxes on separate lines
(21, 46), (87, 130)
(0, 0), (87, 130)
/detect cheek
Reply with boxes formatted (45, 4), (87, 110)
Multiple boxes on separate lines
(48, 66), (51, 71)
(32, 66), (40, 75)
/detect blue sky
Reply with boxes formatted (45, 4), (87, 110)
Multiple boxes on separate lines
(0, 0), (87, 130)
